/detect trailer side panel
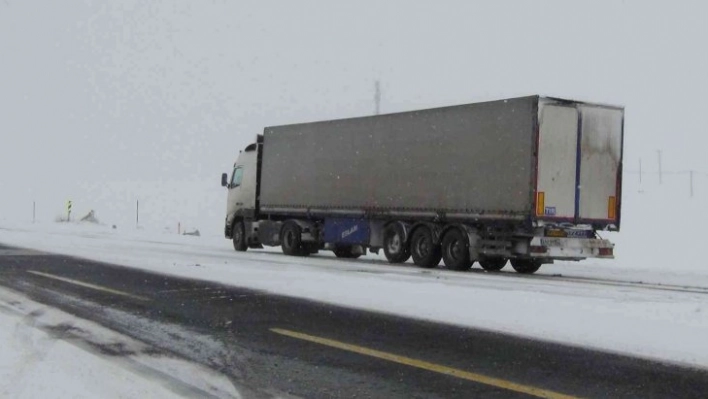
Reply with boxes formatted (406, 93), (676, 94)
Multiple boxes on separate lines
(260, 96), (538, 219)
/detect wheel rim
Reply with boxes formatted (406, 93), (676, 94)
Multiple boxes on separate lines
(284, 230), (294, 249)
(447, 238), (464, 262)
(387, 233), (401, 254)
(234, 228), (242, 244)
(415, 235), (431, 258)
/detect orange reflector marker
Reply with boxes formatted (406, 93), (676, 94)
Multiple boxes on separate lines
(608, 196), (617, 220)
(545, 229), (567, 238)
(536, 192), (545, 216)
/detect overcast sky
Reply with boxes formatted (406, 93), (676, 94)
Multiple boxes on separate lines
(1, 1), (706, 230)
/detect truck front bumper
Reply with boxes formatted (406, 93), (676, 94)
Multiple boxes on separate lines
(529, 236), (614, 260)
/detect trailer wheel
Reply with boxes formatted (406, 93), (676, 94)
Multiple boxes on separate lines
(333, 246), (362, 259)
(410, 226), (442, 268)
(383, 224), (410, 263)
(232, 221), (248, 252)
(281, 222), (308, 257)
(441, 229), (472, 271)
(479, 257), (507, 271)
(510, 259), (542, 274)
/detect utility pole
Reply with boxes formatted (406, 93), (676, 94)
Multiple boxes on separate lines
(657, 150), (663, 184)
(136, 200), (139, 227)
(374, 80), (381, 115)
(32, 201), (36, 223)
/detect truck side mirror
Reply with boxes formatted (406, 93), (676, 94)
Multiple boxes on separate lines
(221, 173), (228, 187)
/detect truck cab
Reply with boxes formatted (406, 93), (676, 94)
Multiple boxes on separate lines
(221, 142), (259, 241)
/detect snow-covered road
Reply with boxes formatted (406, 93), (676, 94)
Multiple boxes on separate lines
(1, 221), (707, 371)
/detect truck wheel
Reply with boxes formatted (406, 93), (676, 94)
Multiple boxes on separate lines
(232, 221), (248, 252)
(510, 259), (542, 274)
(303, 244), (320, 255)
(281, 222), (308, 257)
(410, 227), (442, 268)
(479, 257), (507, 271)
(383, 224), (410, 263)
(441, 229), (472, 271)
(333, 246), (361, 259)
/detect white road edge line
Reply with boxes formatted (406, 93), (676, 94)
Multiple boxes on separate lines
(27, 270), (150, 301)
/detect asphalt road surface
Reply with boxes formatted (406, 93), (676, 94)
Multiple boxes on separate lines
(1, 243), (707, 398)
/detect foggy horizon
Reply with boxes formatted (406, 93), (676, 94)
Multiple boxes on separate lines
(2, 0), (706, 229)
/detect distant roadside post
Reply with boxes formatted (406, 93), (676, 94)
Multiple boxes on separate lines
(67, 200), (72, 222)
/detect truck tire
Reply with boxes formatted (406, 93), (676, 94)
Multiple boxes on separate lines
(410, 226), (442, 268)
(510, 259), (542, 274)
(383, 224), (410, 263)
(441, 229), (472, 271)
(232, 221), (248, 252)
(333, 246), (362, 259)
(303, 244), (320, 255)
(479, 257), (507, 271)
(281, 222), (308, 257)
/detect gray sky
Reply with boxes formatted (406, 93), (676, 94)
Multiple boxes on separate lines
(1, 1), (706, 230)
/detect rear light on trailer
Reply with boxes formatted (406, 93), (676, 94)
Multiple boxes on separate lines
(608, 196), (617, 220)
(599, 247), (613, 257)
(530, 245), (547, 254)
(536, 192), (545, 216)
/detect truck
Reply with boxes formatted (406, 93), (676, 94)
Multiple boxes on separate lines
(221, 95), (623, 274)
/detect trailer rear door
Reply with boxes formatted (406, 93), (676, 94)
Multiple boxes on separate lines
(577, 106), (623, 224)
(536, 100), (623, 228)
(536, 105), (579, 220)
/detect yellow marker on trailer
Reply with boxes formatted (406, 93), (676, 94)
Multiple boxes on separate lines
(536, 192), (545, 216)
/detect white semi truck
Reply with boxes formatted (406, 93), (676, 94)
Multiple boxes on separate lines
(221, 96), (623, 274)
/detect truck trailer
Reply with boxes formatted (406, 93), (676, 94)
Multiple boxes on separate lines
(221, 95), (623, 274)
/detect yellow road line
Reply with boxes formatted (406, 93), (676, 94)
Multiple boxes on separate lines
(271, 328), (578, 399)
(27, 270), (150, 302)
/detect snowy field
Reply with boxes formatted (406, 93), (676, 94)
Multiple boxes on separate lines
(1, 177), (708, 399)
